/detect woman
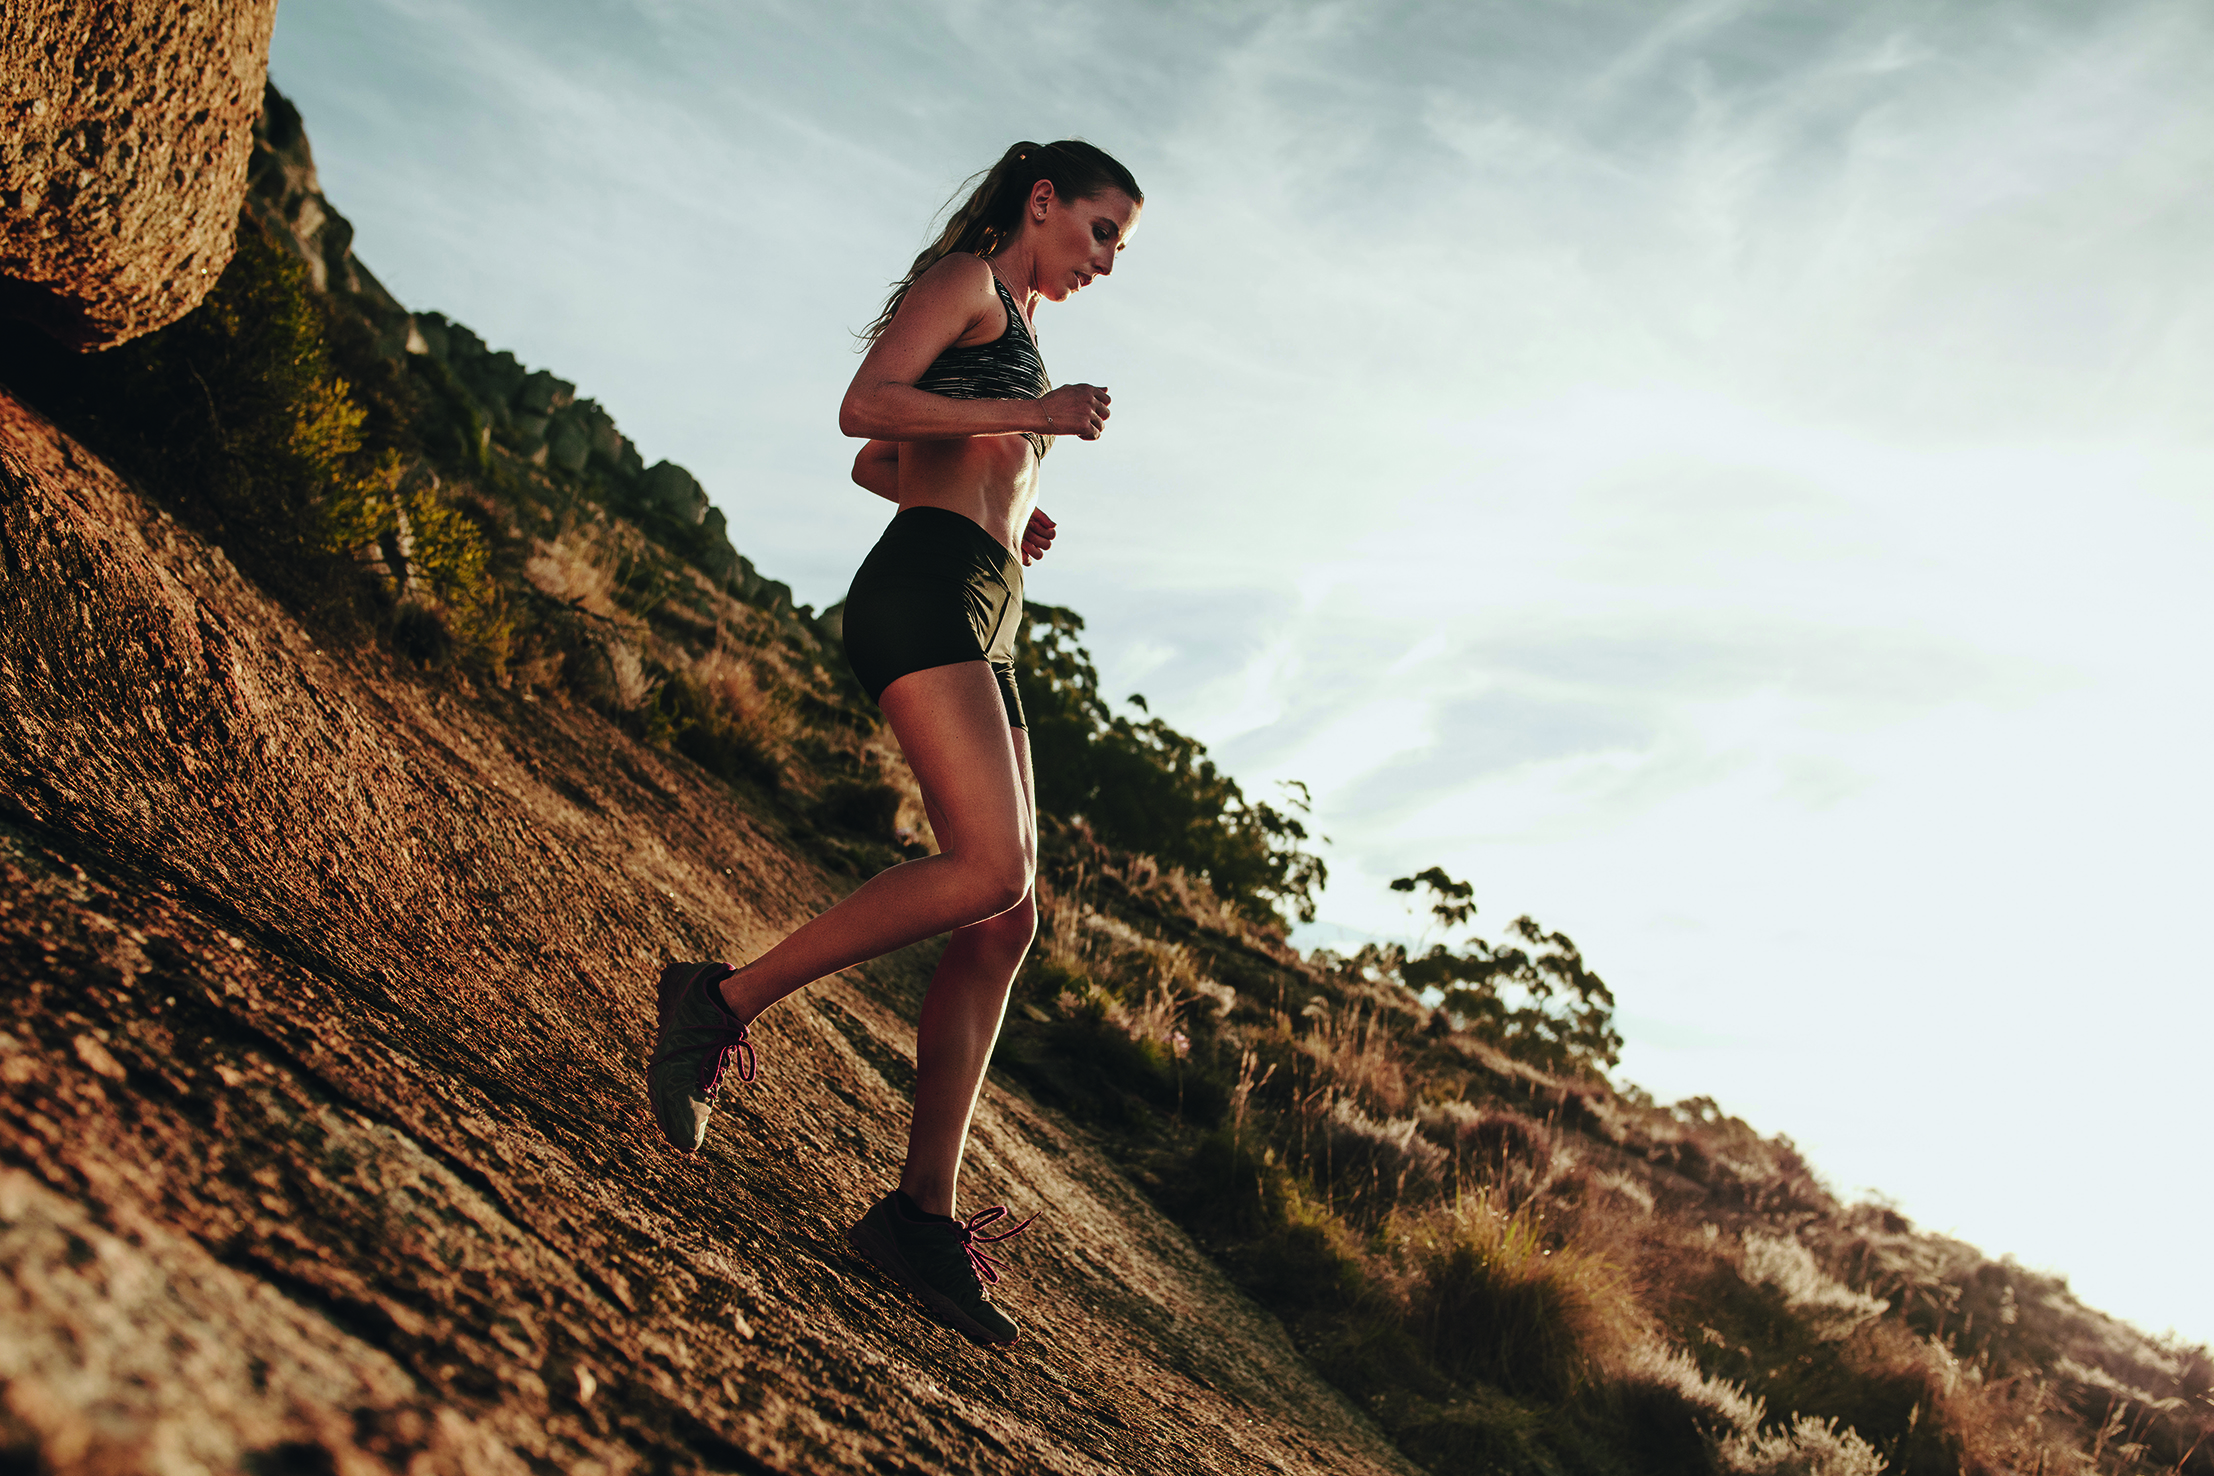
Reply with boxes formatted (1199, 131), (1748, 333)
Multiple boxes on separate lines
(646, 140), (1143, 1347)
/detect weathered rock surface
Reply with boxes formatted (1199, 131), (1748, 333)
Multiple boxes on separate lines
(0, 0), (279, 349)
(244, 81), (412, 358)
(0, 391), (1418, 1473)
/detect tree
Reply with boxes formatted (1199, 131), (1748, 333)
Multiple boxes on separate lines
(1015, 605), (1327, 925)
(1382, 867), (1623, 1074)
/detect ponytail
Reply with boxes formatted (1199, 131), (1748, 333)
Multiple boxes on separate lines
(862, 139), (1142, 343)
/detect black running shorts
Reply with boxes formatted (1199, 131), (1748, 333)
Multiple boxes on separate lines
(842, 506), (1026, 728)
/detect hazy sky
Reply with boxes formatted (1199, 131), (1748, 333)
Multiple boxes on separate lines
(268, 0), (2214, 1343)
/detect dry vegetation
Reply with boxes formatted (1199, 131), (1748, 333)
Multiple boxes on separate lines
(987, 835), (2214, 1476)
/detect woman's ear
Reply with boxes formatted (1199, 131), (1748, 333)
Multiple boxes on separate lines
(1027, 178), (1054, 224)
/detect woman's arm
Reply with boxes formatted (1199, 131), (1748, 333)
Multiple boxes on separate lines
(852, 439), (899, 500)
(839, 255), (1111, 442)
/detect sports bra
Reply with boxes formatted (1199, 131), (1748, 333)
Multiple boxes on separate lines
(912, 267), (1053, 459)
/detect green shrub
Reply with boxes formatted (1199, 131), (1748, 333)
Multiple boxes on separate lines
(1016, 605), (1326, 926)
(0, 212), (506, 665)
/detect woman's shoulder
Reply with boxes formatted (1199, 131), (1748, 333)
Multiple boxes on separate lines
(891, 253), (1001, 334)
(881, 255), (1005, 354)
(913, 251), (997, 293)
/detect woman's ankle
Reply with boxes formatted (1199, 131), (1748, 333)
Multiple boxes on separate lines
(897, 1175), (955, 1219)
(712, 966), (755, 1026)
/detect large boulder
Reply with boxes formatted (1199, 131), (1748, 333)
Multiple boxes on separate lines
(0, 0), (279, 349)
(513, 368), (574, 415)
(697, 506), (743, 584)
(544, 414), (590, 474)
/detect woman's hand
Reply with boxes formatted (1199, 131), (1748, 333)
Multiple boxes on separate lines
(1036, 383), (1111, 441)
(851, 439), (899, 500)
(1020, 507), (1057, 565)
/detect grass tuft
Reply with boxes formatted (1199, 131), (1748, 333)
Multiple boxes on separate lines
(1398, 1192), (1646, 1402)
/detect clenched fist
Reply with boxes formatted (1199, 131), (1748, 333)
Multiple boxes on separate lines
(1037, 383), (1111, 441)
(1021, 507), (1057, 565)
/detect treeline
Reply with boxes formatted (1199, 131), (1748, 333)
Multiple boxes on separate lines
(1016, 604), (1326, 927)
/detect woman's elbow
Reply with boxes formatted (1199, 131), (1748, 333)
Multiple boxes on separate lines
(841, 385), (899, 440)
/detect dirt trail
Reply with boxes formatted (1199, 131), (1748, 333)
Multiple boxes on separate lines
(0, 390), (1421, 1475)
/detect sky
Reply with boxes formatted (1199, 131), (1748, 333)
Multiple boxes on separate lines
(267, 0), (2214, 1344)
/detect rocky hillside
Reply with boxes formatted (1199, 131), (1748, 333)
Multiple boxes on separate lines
(2, 57), (2207, 1476)
(0, 300), (1421, 1475)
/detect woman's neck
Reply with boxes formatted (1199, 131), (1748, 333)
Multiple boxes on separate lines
(986, 245), (1039, 318)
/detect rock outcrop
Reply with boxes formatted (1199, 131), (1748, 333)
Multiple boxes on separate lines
(237, 82), (774, 609)
(0, 0), (279, 349)
(0, 390), (1417, 1475)
(245, 82), (396, 309)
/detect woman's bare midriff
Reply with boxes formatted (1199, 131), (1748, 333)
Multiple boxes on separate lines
(896, 432), (1038, 556)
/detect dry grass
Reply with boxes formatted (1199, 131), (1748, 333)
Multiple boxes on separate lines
(1622, 1343), (1886, 1475)
(1298, 1000), (1411, 1118)
(679, 650), (806, 763)
(1420, 1100), (1565, 1213)
(1390, 1191), (1648, 1402)
(1313, 1096), (1449, 1219)
(1739, 1232), (1892, 1341)
(1036, 871), (1230, 1059)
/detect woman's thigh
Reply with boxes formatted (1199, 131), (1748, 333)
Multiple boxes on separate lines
(880, 661), (1031, 874)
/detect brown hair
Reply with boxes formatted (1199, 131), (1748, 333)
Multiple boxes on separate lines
(862, 140), (1143, 342)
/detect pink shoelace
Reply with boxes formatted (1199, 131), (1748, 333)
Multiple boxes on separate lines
(956, 1204), (1038, 1287)
(694, 1019), (756, 1095)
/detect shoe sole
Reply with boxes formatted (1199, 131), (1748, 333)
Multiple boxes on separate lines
(847, 1211), (1017, 1348)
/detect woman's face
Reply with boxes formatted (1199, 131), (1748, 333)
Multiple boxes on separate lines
(1027, 186), (1141, 302)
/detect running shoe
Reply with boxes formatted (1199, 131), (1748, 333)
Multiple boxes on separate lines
(646, 961), (754, 1153)
(848, 1190), (1035, 1346)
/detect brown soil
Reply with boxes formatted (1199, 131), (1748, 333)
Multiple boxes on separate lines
(0, 389), (1422, 1475)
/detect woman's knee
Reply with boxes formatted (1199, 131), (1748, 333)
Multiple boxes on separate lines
(949, 849), (1033, 920)
(973, 892), (1038, 951)
(943, 894), (1034, 979)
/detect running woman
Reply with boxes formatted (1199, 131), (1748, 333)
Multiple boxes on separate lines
(646, 141), (1142, 1346)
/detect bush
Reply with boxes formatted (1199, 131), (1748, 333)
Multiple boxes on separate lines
(645, 668), (781, 791)
(0, 212), (505, 663)
(1402, 1194), (1646, 1402)
(1016, 605), (1325, 926)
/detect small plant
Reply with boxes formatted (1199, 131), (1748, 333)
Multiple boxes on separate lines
(644, 667), (782, 791)
(1298, 1000), (1412, 1118)
(0, 212), (509, 666)
(1399, 1191), (1645, 1402)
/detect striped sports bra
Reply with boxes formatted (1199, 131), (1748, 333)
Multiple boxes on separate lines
(913, 267), (1053, 459)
